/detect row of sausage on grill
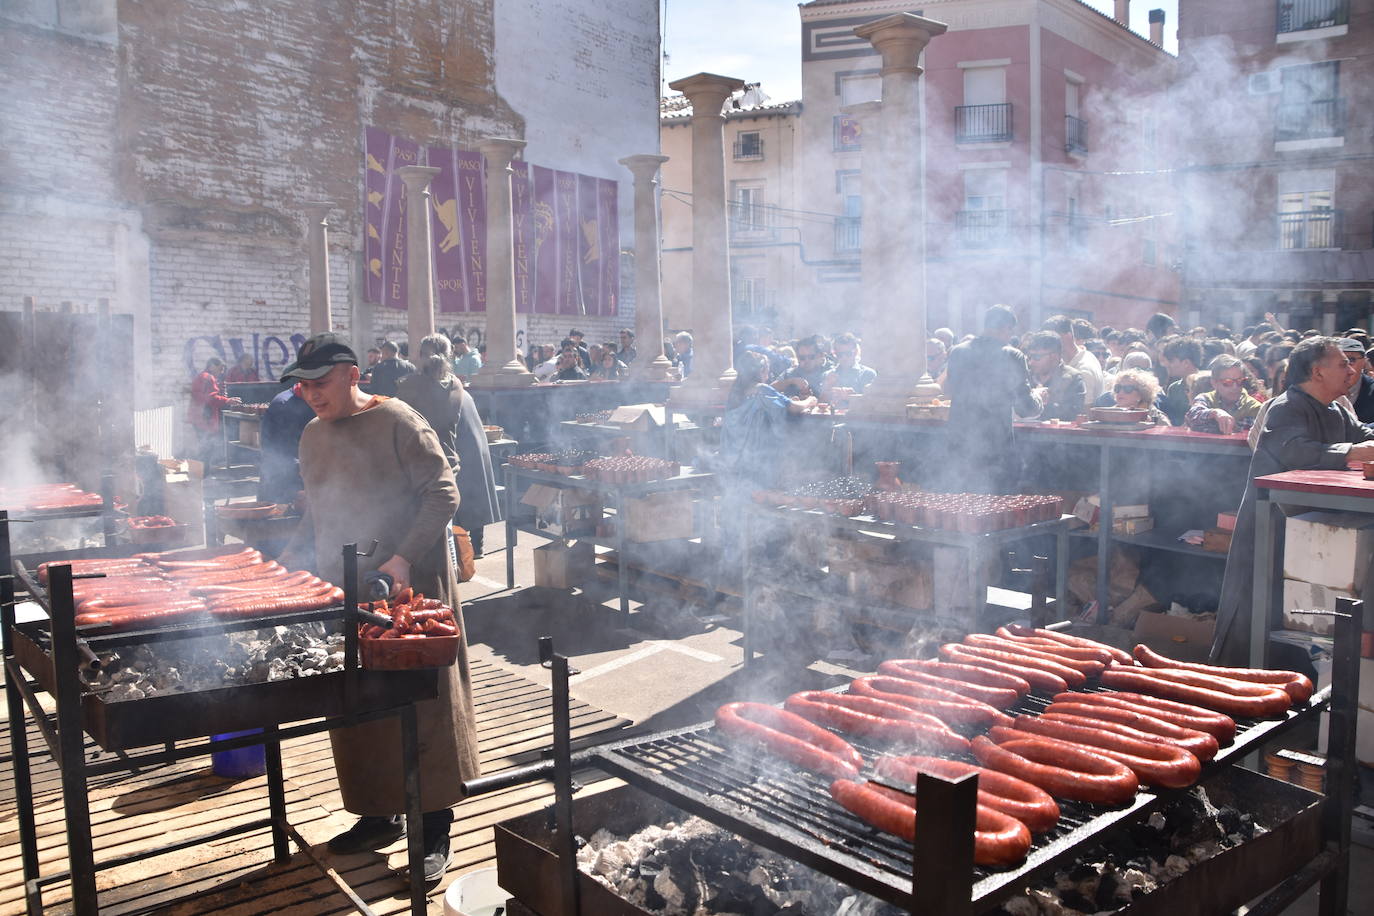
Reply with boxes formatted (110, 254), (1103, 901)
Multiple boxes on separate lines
(715, 626), (1313, 866)
(36, 547), (342, 630)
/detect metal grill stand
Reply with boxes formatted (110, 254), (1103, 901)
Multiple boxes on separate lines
(0, 526), (434, 915)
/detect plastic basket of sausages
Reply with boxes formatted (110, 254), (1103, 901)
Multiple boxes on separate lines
(357, 591), (461, 670)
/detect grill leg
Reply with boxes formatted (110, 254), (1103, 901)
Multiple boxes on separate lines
(2, 514), (43, 915)
(401, 704), (426, 916)
(264, 725), (290, 862)
(911, 772), (976, 916)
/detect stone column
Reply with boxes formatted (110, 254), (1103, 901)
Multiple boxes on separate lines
(667, 72), (744, 401)
(620, 154), (673, 381)
(850, 13), (947, 418)
(303, 202), (334, 334)
(397, 166), (440, 352)
(843, 100), (884, 350)
(470, 138), (536, 387)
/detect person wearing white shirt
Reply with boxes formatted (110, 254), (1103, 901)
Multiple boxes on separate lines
(1044, 314), (1105, 402)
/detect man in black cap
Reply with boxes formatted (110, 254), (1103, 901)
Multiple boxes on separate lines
(366, 339), (415, 397)
(277, 332), (480, 883)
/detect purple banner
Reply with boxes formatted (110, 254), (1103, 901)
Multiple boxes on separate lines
(531, 165), (560, 315)
(599, 177), (619, 316)
(428, 146), (486, 313)
(511, 161), (533, 314)
(365, 130), (421, 310)
(364, 129), (617, 315)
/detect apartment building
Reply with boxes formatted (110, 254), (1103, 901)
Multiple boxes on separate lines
(1177, 0), (1374, 332)
(660, 0), (1180, 341)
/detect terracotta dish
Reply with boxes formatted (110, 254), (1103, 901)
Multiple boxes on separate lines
(1089, 406), (1149, 424)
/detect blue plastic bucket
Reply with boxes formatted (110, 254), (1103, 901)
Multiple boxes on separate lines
(211, 730), (267, 778)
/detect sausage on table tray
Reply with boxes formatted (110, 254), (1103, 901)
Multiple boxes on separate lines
(1001, 624), (1134, 665)
(1041, 704), (1218, 761)
(971, 735), (1139, 805)
(992, 718), (1201, 789)
(828, 779), (1032, 866)
(992, 628), (1117, 665)
(1100, 667), (1290, 719)
(874, 755), (1060, 833)
(1054, 691), (1236, 745)
(785, 691), (970, 753)
(962, 634), (1106, 677)
(171, 563), (287, 587)
(848, 677), (1013, 729)
(939, 645), (1071, 693)
(714, 702), (863, 779)
(1131, 644), (1314, 704)
(899, 658), (1032, 696)
(876, 661), (1021, 708)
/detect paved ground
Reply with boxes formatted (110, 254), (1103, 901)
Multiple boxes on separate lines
(460, 522), (1373, 915)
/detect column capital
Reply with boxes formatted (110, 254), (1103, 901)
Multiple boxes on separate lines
(619, 153), (669, 180)
(396, 165), (440, 188)
(477, 137), (526, 167)
(667, 72), (745, 118)
(854, 13), (947, 76)
(303, 201), (335, 220)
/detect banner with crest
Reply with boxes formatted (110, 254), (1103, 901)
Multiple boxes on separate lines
(364, 128), (618, 315)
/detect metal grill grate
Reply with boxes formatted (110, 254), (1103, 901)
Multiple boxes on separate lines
(591, 688), (1323, 911)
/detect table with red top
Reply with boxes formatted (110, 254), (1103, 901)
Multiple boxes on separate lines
(1251, 467), (1374, 668)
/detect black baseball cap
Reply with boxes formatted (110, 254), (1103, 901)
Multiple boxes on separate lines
(280, 332), (358, 381)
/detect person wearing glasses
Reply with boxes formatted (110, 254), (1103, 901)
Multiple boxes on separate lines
(1185, 354), (1261, 433)
(781, 334), (834, 399)
(1109, 368), (1170, 425)
(1022, 330), (1086, 422)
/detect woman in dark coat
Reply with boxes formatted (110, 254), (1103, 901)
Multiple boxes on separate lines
(397, 350), (502, 555)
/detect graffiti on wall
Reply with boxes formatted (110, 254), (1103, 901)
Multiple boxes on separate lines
(183, 332), (308, 379)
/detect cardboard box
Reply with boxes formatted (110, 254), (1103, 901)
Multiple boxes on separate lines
(1217, 512), (1237, 532)
(1203, 527), (1233, 553)
(236, 417), (261, 448)
(159, 458), (206, 547)
(1113, 516), (1155, 536)
(607, 403), (665, 430)
(1133, 610), (1216, 661)
(532, 540), (592, 588)
(1281, 578), (1352, 636)
(622, 490), (695, 542)
(1283, 511), (1374, 593)
(521, 484), (601, 537)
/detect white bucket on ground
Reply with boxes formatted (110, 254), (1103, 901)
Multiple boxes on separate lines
(443, 866), (508, 916)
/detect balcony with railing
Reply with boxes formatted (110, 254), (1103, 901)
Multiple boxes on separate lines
(728, 200), (773, 239)
(1065, 115), (1088, 154)
(834, 216), (861, 253)
(733, 134), (764, 160)
(1277, 0), (1349, 34)
(1279, 209), (1343, 249)
(955, 103), (1012, 143)
(1275, 97), (1346, 142)
(956, 209), (1012, 248)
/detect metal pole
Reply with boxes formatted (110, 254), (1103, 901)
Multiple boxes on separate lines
(401, 704), (427, 915)
(550, 647), (581, 916)
(1319, 597), (1359, 916)
(911, 771), (976, 914)
(2, 512), (44, 915)
(1095, 445), (1112, 623)
(264, 724), (290, 862)
(48, 564), (99, 915)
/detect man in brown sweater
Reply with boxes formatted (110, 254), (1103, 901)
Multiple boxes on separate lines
(278, 333), (480, 882)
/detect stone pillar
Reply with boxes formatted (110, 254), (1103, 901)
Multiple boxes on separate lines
(470, 138), (536, 387)
(850, 13), (947, 418)
(843, 100), (884, 352)
(620, 154), (673, 381)
(303, 202), (334, 334)
(397, 166), (440, 352)
(667, 72), (744, 401)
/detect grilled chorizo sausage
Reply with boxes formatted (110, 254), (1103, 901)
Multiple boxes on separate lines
(1130, 644), (1313, 704)
(939, 645), (1072, 693)
(1052, 691), (1236, 745)
(1099, 667), (1290, 718)
(971, 735), (1138, 805)
(714, 702), (864, 778)
(874, 755), (1060, 834)
(876, 661), (1021, 708)
(1041, 703), (1218, 761)
(785, 691), (970, 753)
(993, 718), (1200, 789)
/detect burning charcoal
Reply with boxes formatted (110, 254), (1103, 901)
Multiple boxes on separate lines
(652, 868), (685, 910)
(1160, 854), (1190, 879)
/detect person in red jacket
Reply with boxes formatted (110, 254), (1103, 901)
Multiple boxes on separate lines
(188, 357), (241, 467)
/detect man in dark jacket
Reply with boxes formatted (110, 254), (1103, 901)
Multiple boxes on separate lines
(366, 340), (415, 396)
(1212, 337), (1374, 667)
(257, 384), (315, 505)
(1338, 337), (1374, 422)
(1022, 330), (1086, 422)
(943, 305), (1039, 493)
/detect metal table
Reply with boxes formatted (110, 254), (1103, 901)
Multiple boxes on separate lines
(1251, 469), (1374, 666)
(502, 465), (715, 614)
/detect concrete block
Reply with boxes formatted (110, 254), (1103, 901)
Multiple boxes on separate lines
(1284, 511), (1374, 593)
(1282, 578), (1352, 636)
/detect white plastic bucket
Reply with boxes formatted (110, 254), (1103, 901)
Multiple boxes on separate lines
(442, 866), (508, 916)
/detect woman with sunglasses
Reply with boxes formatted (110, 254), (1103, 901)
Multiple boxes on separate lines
(1110, 368), (1170, 426)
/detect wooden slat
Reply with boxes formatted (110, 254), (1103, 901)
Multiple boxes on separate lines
(0, 658), (628, 915)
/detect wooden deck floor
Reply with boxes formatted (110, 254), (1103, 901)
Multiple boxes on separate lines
(0, 658), (628, 915)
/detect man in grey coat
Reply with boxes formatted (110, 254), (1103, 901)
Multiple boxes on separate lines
(1212, 337), (1374, 666)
